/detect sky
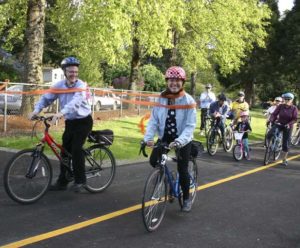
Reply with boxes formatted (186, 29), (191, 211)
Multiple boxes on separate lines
(278, 0), (294, 15)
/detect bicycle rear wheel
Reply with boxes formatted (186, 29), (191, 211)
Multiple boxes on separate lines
(206, 129), (219, 156)
(178, 158), (198, 208)
(264, 138), (274, 165)
(4, 149), (52, 204)
(233, 144), (243, 161)
(84, 145), (116, 193)
(142, 168), (167, 232)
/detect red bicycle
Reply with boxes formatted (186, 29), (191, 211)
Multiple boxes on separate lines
(3, 116), (116, 204)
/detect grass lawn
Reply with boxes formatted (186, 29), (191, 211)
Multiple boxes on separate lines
(0, 109), (267, 161)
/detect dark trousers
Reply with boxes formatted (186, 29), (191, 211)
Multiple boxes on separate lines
(58, 115), (93, 184)
(150, 141), (192, 200)
(200, 108), (208, 130)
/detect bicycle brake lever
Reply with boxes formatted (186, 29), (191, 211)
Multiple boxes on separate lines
(139, 141), (148, 157)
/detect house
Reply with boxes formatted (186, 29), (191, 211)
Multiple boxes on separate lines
(43, 67), (65, 84)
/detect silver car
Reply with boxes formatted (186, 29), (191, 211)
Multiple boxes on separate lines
(0, 84), (23, 113)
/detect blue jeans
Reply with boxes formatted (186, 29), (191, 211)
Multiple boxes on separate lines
(242, 138), (249, 155)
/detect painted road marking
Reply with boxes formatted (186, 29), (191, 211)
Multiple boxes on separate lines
(2, 154), (300, 248)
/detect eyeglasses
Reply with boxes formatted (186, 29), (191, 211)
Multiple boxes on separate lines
(66, 70), (78, 74)
(284, 98), (292, 101)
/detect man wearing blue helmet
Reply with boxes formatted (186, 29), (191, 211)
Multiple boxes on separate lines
(29, 57), (93, 192)
(268, 92), (298, 166)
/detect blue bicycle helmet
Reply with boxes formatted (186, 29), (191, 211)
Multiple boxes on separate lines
(282, 92), (294, 100)
(61, 57), (80, 70)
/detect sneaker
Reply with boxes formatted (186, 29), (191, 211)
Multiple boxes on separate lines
(181, 199), (192, 212)
(70, 183), (86, 193)
(49, 182), (68, 191)
(282, 160), (288, 166)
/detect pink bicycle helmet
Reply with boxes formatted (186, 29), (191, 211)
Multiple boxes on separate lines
(165, 66), (186, 81)
(240, 111), (249, 117)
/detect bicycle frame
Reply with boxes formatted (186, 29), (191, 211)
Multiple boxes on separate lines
(32, 117), (71, 167)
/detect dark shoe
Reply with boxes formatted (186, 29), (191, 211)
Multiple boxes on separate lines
(70, 183), (86, 193)
(182, 199), (192, 212)
(49, 182), (68, 191)
(282, 160), (288, 166)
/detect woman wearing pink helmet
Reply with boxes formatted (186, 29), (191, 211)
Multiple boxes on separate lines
(144, 66), (197, 212)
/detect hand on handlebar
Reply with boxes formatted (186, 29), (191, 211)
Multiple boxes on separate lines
(50, 112), (64, 125)
(28, 111), (39, 121)
(169, 141), (181, 149)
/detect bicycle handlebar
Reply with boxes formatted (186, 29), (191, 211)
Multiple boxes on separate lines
(139, 141), (178, 158)
(31, 115), (53, 122)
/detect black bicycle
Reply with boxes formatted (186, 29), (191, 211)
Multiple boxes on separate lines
(264, 123), (283, 165)
(206, 118), (234, 156)
(4, 116), (116, 204)
(139, 141), (198, 232)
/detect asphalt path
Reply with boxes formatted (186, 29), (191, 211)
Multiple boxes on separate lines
(0, 144), (300, 248)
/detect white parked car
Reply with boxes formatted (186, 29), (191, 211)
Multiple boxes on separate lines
(0, 84), (23, 113)
(91, 91), (121, 111)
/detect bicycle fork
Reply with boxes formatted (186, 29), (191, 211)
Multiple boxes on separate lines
(26, 145), (44, 179)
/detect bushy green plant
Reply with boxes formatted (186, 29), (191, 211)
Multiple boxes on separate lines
(141, 64), (165, 92)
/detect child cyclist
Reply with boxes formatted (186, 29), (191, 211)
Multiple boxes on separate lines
(234, 111), (252, 160)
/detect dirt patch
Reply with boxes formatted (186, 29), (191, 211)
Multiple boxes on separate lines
(0, 108), (150, 136)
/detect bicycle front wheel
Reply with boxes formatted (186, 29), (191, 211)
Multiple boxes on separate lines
(4, 149), (52, 204)
(223, 127), (234, 152)
(291, 127), (300, 146)
(142, 168), (167, 232)
(264, 138), (274, 165)
(178, 158), (198, 208)
(207, 129), (219, 156)
(233, 144), (243, 161)
(84, 145), (116, 193)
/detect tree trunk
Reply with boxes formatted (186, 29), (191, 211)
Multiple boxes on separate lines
(22, 0), (46, 115)
(170, 29), (178, 66)
(190, 72), (197, 98)
(244, 80), (254, 108)
(128, 21), (140, 109)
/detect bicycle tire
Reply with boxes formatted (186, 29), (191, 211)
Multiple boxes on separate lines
(178, 158), (198, 208)
(233, 144), (243, 161)
(223, 127), (234, 152)
(291, 127), (300, 146)
(263, 138), (274, 165)
(142, 168), (167, 232)
(204, 117), (211, 137)
(84, 145), (116, 193)
(4, 149), (52, 204)
(274, 139), (282, 161)
(206, 128), (219, 156)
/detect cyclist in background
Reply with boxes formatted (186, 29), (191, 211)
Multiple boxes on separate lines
(268, 92), (298, 166)
(235, 111), (252, 160)
(144, 66), (197, 212)
(229, 91), (249, 124)
(29, 56), (93, 192)
(265, 96), (283, 121)
(199, 84), (216, 135)
(209, 93), (229, 139)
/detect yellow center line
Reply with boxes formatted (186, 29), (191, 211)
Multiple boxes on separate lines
(2, 154), (300, 248)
